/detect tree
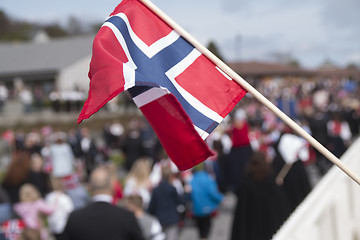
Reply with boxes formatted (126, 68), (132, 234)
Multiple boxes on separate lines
(67, 16), (84, 35)
(91, 22), (103, 33)
(43, 23), (68, 38)
(0, 9), (11, 34)
(346, 63), (359, 70)
(0, 9), (36, 41)
(207, 41), (225, 62)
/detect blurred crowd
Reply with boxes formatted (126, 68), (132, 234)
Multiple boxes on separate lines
(0, 83), (87, 114)
(0, 74), (359, 240)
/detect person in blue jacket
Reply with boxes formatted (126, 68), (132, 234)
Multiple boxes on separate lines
(190, 164), (223, 240)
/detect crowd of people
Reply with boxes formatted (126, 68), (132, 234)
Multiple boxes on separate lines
(0, 74), (359, 240)
(0, 120), (226, 240)
(0, 82), (87, 114)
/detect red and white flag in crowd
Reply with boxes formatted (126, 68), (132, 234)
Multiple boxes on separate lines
(78, 0), (247, 170)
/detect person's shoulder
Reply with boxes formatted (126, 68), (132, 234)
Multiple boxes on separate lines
(113, 204), (135, 216)
(94, 202), (135, 215)
(67, 203), (93, 219)
(109, 205), (139, 223)
(142, 212), (159, 223)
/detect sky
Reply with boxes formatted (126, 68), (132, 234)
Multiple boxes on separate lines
(0, 0), (359, 69)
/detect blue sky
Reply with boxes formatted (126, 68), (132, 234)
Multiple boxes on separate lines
(1, 0), (359, 68)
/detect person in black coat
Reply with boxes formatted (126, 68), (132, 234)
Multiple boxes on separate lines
(272, 133), (312, 213)
(79, 127), (98, 178)
(231, 151), (291, 240)
(148, 165), (182, 240)
(61, 166), (144, 240)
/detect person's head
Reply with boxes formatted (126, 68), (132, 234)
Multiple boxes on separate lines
(20, 227), (41, 240)
(19, 184), (41, 202)
(245, 151), (273, 181)
(80, 127), (90, 138)
(161, 164), (172, 182)
(51, 131), (67, 144)
(89, 166), (113, 196)
(233, 108), (247, 124)
(50, 177), (65, 192)
(126, 158), (152, 184)
(30, 153), (43, 172)
(124, 194), (144, 215)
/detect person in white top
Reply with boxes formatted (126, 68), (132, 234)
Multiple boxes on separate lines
(0, 82), (8, 113)
(46, 178), (74, 240)
(49, 132), (75, 178)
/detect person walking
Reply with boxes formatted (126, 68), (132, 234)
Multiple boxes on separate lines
(61, 166), (144, 240)
(148, 165), (182, 240)
(230, 151), (291, 240)
(124, 194), (165, 240)
(190, 164), (223, 240)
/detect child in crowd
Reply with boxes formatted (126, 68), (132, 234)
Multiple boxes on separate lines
(45, 178), (74, 240)
(13, 184), (55, 240)
(124, 194), (165, 240)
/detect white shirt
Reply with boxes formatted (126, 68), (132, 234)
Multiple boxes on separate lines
(50, 143), (75, 177)
(46, 191), (74, 234)
(92, 194), (113, 203)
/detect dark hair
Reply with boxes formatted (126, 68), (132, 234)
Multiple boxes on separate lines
(245, 151), (273, 181)
(2, 150), (31, 187)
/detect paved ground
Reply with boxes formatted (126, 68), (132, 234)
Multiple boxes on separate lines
(178, 193), (236, 240)
(176, 163), (322, 240)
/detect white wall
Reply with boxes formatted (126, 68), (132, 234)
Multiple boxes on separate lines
(56, 55), (91, 92)
(272, 137), (360, 240)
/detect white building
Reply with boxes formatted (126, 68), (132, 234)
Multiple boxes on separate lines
(0, 32), (93, 94)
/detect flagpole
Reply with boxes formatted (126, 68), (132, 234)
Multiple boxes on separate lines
(139, 0), (360, 185)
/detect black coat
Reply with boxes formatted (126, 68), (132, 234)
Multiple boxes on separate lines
(147, 181), (181, 228)
(272, 136), (312, 212)
(61, 201), (144, 240)
(230, 176), (291, 240)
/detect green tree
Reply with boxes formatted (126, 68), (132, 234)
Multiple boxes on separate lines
(207, 41), (225, 62)
(346, 63), (359, 70)
(0, 9), (11, 34)
(0, 9), (35, 41)
(67, 16), (84, 35)
(91, 22), (103, 33)
(43, 23), (68, 38)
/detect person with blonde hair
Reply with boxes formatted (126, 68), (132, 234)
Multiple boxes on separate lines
(123, 158), (153, 208)
(13, 184), (55, 240)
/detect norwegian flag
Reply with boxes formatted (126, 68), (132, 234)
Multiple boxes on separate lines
(78, 0), (247, 170)
(2, 219), (25, 240)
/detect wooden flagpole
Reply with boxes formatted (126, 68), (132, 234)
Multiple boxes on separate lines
(139, 0), (360, 185)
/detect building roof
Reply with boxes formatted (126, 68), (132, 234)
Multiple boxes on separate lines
(228, 61), (315, 78)
(0, 35), (94, 78)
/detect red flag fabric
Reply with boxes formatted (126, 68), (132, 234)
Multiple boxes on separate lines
(78, 0), (247, 170)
